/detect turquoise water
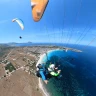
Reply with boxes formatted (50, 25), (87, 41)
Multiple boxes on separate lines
(40, 46), (96, 96)
(40, 49), (78, 96)
(40, 49), (77, 67)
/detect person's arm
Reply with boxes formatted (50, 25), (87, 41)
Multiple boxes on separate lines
(44, 80), (48, 84)
(39, 71), (48, 84)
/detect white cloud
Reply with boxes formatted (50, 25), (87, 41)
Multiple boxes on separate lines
(0, 0), (22, 4)
(0, 19), (11, 24)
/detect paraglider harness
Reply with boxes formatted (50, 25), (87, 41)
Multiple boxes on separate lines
(36, 64), (62, 80)
(36, 64), (48, 78)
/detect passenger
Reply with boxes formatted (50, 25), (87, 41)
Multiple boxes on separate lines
(48, 63), (61, 77)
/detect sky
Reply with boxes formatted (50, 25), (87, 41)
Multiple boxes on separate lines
(0, 0), (96, 46)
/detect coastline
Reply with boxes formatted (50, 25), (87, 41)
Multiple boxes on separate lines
(0, 45), (83, 96)
(36, 53), (50, 96)
(39, 78), (50, 96)
(36, 49), (66, 96)
(36, 49), (65, 96)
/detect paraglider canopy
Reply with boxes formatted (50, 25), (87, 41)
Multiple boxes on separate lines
(12, 18), (24, 30)
(31, 0), (49, 22)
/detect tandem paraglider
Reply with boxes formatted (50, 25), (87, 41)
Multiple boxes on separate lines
(36, 63), (62, 84)
(19, 36), (22, 39)
(35, 52), (62, 84)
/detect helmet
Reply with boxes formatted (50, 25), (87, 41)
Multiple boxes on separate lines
(50, 64), (55, 69)
(37, 64), (42, 69)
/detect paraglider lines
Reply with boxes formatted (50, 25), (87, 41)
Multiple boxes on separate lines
(66, 0), (83, 47)
(87, 37), (96, 46)
(82, 36), (96, 50)
(60, 0), (66, 45)
(49, 3), (56, 44)
(74, 25), (93, 48)
(44, 25), (51, 44)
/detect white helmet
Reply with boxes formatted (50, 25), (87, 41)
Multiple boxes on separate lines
(50, 64), (55, 69)
(48, 64), (55, 71)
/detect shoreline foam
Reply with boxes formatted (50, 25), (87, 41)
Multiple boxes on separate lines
(39, 78), (50, 96)
(36, 53), (46, 67)
(36, 51), (53, 96)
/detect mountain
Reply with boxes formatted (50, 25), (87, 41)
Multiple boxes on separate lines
(0, 42), (33, 47)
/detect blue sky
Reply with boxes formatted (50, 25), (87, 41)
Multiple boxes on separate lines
(0, 0), (96, 46)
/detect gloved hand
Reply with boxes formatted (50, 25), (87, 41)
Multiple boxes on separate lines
(58, 70), (61, 73)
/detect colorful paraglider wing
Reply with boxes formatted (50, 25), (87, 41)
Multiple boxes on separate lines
(31, 0), (48, 22)
(12, 18), (24, 30)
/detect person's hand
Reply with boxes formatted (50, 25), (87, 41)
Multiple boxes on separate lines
(58, 70), (61, 73)
(44, 80), (48, 84)
(55, 67), (58, 70)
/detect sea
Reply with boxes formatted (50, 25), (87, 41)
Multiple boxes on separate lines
(11, 43), (96, 96)
(36, 43), (96, 96)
